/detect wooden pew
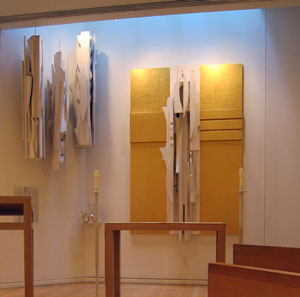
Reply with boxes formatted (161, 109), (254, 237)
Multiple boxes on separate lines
(233, 244), (300, 273)
(208, 262), (300, 297)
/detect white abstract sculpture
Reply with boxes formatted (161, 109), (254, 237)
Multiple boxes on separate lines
(48, 51), (68, 170)
(70, 31), (96, 147)
(22, 35), (45, 159)
(161, 66), (200, 240)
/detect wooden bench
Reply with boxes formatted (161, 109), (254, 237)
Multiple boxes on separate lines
(208, 244), (300, 297)
(105, 222), (226, 297)
(0, 196), (34, 297)
(233, 243), (300, 273)
(208, 262), (300, 297)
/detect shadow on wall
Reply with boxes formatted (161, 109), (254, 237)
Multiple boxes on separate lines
(95, 50), (111, 149)
(83, 50), (112, 215)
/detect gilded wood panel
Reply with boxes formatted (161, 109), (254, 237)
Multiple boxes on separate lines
(200, 64), (243, 235)
(130, 64), (243, 236)
(200, 130), (242, 141)
(200, 119), (242, 131)
(200, 141), (242, 235)
(130, 112), (166, 143)
(130, 142), (167, 232)
(200, 64), (243, 120)
(130, 68), (170, 113)
(130, 68), (170, 229)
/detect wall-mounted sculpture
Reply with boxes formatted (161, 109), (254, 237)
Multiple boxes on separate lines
(130, 64), (243, 237)
(48, 51), (68, 170)
(70, 31), (96, 147)
(160, 66), (200, 240)
(22, 35), (45, 159)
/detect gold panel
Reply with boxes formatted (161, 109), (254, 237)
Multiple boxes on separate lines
(200, 64), (243, 120)
(130, 142), (167, 230)
(130, 112), (166, 143)
(130, 67), (169, 231)
(200, 64), (243, 235)
(131, 68), (170, 113)
(130, 64), (243, 236)
(200, 130), (242, 141)
(200, 119), (243, 131)
(200, 109), (242, 120)
(200, 141), (242, 235)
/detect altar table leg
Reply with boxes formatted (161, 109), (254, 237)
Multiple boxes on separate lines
(24, 201), (34, 297)
(216, 226), (226, 263)
(106, 227), (120, 297)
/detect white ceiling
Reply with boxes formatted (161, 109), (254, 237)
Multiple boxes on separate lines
(0, 0), (300, 29)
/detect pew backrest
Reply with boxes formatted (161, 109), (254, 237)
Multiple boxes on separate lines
(233, 244), (300, 273)
(208, 262), (300, 297)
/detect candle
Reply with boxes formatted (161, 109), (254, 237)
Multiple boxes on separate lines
(94, 170), (99, 192)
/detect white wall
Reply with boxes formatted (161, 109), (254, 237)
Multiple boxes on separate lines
(0, 6), (300, 286)
(0, 23), (88, 284)
(82, 9), (266, 280)
(265, 7), (300, 247)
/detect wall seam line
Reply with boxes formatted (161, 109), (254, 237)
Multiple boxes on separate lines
(263, 7), (268, 246)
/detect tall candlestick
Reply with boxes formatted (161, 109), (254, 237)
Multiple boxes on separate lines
(94, 169), (100, 297)
(94, 170), (99, 192)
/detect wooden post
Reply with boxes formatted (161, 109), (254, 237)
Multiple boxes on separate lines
(24, 197), (34, 297)
(113, 230), (121, 297)
(216, 224), (226, 262)
(105, 226), (121, 297)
